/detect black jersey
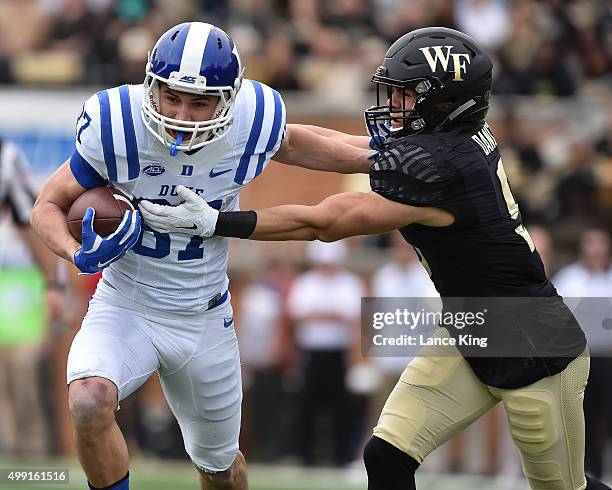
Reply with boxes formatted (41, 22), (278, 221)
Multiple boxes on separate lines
(369, 122), (586, 388)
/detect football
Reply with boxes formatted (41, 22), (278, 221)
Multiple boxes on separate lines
(67, 187), (135, 242)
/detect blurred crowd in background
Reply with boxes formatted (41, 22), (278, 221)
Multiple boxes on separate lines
(0, 0), (610, 95)
(0, 0), (611, 482)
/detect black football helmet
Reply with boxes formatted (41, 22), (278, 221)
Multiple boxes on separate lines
(365, 27), (493, 141)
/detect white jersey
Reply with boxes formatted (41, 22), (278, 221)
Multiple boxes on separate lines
(71, 80), (286, 314)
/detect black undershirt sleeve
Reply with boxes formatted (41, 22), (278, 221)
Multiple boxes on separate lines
(214, 210), (257, 238)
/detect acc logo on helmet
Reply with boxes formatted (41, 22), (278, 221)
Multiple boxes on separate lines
(178, 75), (197, 84)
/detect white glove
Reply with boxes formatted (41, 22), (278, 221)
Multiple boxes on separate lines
(139, 185), (219, 238)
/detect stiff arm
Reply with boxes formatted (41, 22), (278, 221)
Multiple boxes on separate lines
(218, 191), (455, 242)
(273, 124), (372, 174)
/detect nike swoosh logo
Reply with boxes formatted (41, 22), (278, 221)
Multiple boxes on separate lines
(97, 252), (124, 268)
(209, 168), (232, 178)
(224, 318), (234, 328)
(176, 224), (198, 230)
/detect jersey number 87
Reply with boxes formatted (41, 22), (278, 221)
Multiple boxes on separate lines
(132, 198), (222, 261)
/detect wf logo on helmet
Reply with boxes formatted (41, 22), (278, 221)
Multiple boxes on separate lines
(419, 46), (471, 81)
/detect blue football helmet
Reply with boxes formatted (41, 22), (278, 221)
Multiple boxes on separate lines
(142, 22), (244, 152)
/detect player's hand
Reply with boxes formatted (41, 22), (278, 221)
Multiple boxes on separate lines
(139, 185), (219, 238)
(73, 207), (141, 275)
(365, 109), (390, 154)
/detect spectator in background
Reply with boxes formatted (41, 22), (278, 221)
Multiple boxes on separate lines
(595, 112), (612, 158)
(454, 0), (510, 51)
(116, 26), (155, 84)
(287, 241), (365, 466)
(553, 227), (612, 479)
(40, 0), (117, 85)
(529, 39), (577, 96)
(262, 28), (301, 90)
(0, 0), (609, 100)
(555, 142), (601, 222)
(497, 110), (544, 173)
(528, 225), (554, 273)
(238, 260), (296, 461)
(0, 138), (63, 455)
(0, 0), (50, 83)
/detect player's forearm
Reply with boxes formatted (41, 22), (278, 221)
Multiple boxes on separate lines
(276, 125), (371, 174)
(30, 201), (80, 263)
(215, 205), (324, 241)
(214, 194), (371, 242)
(213, 192), (419, 242)
(249, 205), (326, 241)
(295, 124), (371, 149)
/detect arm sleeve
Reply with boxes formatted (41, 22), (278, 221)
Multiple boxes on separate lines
(2, 141), (37, 226)
(369, 140), (470, 225)
(232, 80), (287, 186)
(71, 94), (109, 189)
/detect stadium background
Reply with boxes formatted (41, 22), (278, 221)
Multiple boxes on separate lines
(0, 0), (610, 488)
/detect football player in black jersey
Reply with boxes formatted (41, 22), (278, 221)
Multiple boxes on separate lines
(140, 27), (610, 490)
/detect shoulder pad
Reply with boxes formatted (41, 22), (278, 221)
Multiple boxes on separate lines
(232, 80), (286, 186)
(370, 138), (460, 206)
(75, 85), (141, 183)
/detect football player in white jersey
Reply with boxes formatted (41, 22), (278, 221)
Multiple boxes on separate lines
(30, 22), (372, 490)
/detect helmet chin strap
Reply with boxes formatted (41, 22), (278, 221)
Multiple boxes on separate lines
(170, 131), (184, 156)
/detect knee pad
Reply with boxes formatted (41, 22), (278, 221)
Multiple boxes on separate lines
(504, 390), (557, 455)
(187, 436), (238, 475)
(363, 436), (419, 490)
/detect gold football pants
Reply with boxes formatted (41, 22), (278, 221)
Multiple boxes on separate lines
(373, 329), (589, 490)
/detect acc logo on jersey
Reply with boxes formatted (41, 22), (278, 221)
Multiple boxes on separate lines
(143, 164), (166, 176)
(419, 46), (471, 81)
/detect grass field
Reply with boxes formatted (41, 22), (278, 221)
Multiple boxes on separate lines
(3, 456), (611, 490)
(0, 456), (538, 490)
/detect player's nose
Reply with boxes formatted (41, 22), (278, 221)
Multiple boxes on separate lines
(175, 104), (194, 122)
(389, 88), (402, 110)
